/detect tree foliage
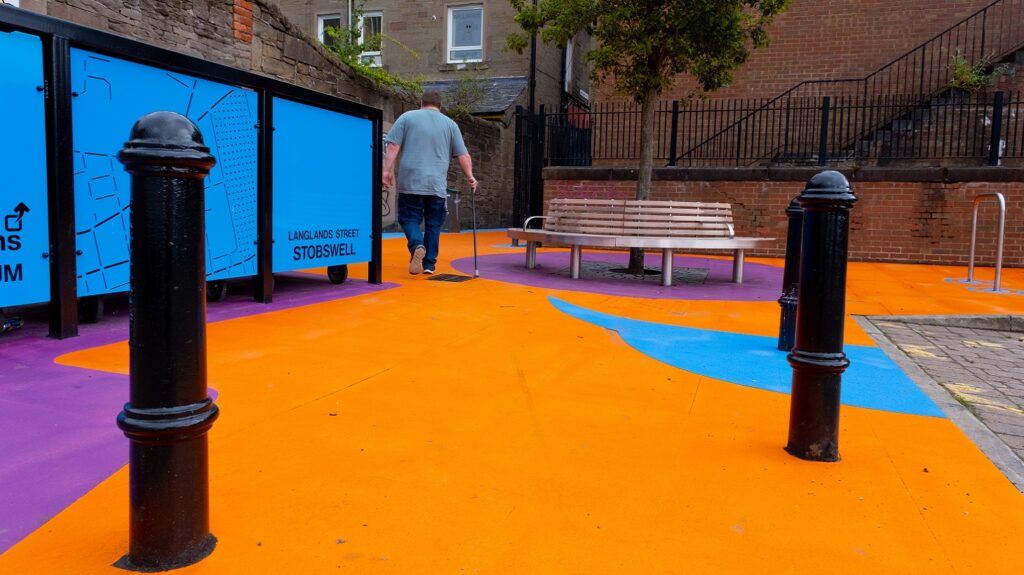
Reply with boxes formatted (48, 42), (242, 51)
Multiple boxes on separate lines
(508, 0), (790, 272)
(507, 0), (790, 103)
(446, 71), (489, 120)
(322, 4), (422, 97)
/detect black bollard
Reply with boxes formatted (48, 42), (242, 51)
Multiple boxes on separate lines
(776, 196), (803, 351)
(116, 112), (219, 570)
(785, 171), (856, 462)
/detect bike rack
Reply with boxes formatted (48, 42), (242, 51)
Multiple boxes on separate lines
(956, 192), (1009, 293)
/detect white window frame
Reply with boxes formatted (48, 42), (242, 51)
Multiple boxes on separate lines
(447, 5), (484, 64)
(358, 11), (384, 68)
(317, 13), (343, 46)
(3, 0), (20, 6)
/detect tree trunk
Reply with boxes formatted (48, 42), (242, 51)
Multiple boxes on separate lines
(627, 89), (661, 274)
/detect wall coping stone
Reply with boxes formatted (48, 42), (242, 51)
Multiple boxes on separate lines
(544, 166), (1024, 183)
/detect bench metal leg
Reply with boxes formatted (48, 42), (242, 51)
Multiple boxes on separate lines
(526, 241), (538, 269)
(733, 249), (745, 283)
(570, 245), (582, 279)
(661, 249), (674, 287)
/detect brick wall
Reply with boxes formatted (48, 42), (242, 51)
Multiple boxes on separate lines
(33, 0), (510, 227)
(544, 167), (1024, 267)
(597, 0), (995, 103)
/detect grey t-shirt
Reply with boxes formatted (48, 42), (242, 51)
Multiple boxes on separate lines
(386, 108), (469, 197)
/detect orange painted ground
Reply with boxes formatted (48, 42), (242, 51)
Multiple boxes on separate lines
(1, 232), (1021, 574)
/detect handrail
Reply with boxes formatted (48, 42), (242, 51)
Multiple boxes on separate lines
(675, 80), (860, 164)
(965, 192), (1007, 291)
(522, 215), (548, 229)
(674, 0), (1024, 165)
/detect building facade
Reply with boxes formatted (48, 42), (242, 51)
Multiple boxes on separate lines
(274, 0), (591, 117)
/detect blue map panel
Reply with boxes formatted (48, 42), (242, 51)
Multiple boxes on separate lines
(272, 97), (373, 273)
(70, 49), (258, 297)
(0, 31), (50, 308)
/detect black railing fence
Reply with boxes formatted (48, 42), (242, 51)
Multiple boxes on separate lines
(674, 0), (1024, 163)
(539, 0), (1024, 168)
(541, 90), (1024, 167)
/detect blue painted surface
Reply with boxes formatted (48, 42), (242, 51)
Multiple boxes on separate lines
(70, 49), (259, 296)
(550, 297), (945, 418)
(0, 31), (49, 308)
(272, 97), (372, 272)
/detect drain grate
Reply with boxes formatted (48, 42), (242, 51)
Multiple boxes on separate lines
(426, 273), (475, 282)
(560, 263), (709, 284)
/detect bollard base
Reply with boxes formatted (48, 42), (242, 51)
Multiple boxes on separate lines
(114, 534), (216, 572)
(784, 443), (841, 463)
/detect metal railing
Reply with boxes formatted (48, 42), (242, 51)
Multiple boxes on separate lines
(675, 0), (1024, 164)
(540, 91), (1024, 167)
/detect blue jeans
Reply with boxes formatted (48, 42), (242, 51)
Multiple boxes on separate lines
(398, 193), (447, 270)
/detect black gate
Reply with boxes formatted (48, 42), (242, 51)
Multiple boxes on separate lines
(512, 106), (546, 228)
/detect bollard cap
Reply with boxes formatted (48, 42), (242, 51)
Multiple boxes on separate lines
(786, 195), (803, 215)
(118, 111), (215, 177)
(799, 170), (856, 207)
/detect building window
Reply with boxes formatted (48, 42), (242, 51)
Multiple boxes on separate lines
(317, 14), (343, 48)
(358, 11), (383, 67)
(448, 5), (483, 63)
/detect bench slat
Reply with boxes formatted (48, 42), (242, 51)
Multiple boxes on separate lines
(549, 218), (734, 234)
(550, 214), (734, 224)
(551, 199), (731, 209)
(552, 208), (732, 218)
(552, 226), (734, 237)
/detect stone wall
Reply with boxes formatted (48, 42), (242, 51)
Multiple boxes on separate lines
(35, 0), (510, 227)
(544, 167), (1024, 267)
(269, 0), (574, 115)
(446, 115), (513, 230)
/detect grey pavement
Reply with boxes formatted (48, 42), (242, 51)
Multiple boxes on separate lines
(861, 315), (1024, 491)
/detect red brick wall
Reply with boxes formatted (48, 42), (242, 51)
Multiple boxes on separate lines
(233, 0), (253, 43)
(544, 169), (1024, 266)
(598, 0), (995, 102)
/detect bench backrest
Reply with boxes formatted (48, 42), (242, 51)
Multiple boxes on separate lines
(545, 198), (735, 238)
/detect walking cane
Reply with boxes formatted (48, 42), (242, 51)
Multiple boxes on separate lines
(470, 183), (479, 277)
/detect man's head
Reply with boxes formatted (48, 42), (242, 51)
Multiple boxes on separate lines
(421, 90), (444, 110)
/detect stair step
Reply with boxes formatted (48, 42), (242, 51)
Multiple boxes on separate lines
(892, 119), (914, 131)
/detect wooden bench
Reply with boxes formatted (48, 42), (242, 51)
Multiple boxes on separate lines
(506, 198), (773, 286)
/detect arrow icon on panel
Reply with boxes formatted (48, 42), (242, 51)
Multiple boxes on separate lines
(5, 203), (30, 232)
(13, 203), (30, 222)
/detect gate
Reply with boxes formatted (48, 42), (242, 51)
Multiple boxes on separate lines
(512, 106), (546, 228)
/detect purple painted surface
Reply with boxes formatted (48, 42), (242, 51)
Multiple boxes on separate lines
(0, 274), (397, 553)
(452, 252), (782, 301)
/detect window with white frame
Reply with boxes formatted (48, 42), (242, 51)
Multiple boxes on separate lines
(317, 14), (343, 48)
(448, 5), (483, 63)
(358, 11), (383, 67)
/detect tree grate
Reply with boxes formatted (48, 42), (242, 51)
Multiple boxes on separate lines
(426, 273), (475, 282)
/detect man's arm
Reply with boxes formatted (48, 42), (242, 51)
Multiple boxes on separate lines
(457, 153), (477, 192)
(383, 142), (400, 189)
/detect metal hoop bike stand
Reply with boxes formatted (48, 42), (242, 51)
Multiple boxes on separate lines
(950, 192), (1010, 293)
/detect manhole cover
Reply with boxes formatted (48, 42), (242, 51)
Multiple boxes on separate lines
(609, 268), (661, 276)
(426, 273), (475, 282)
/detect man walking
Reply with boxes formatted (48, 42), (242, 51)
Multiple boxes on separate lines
(383, 90), (478, 275)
